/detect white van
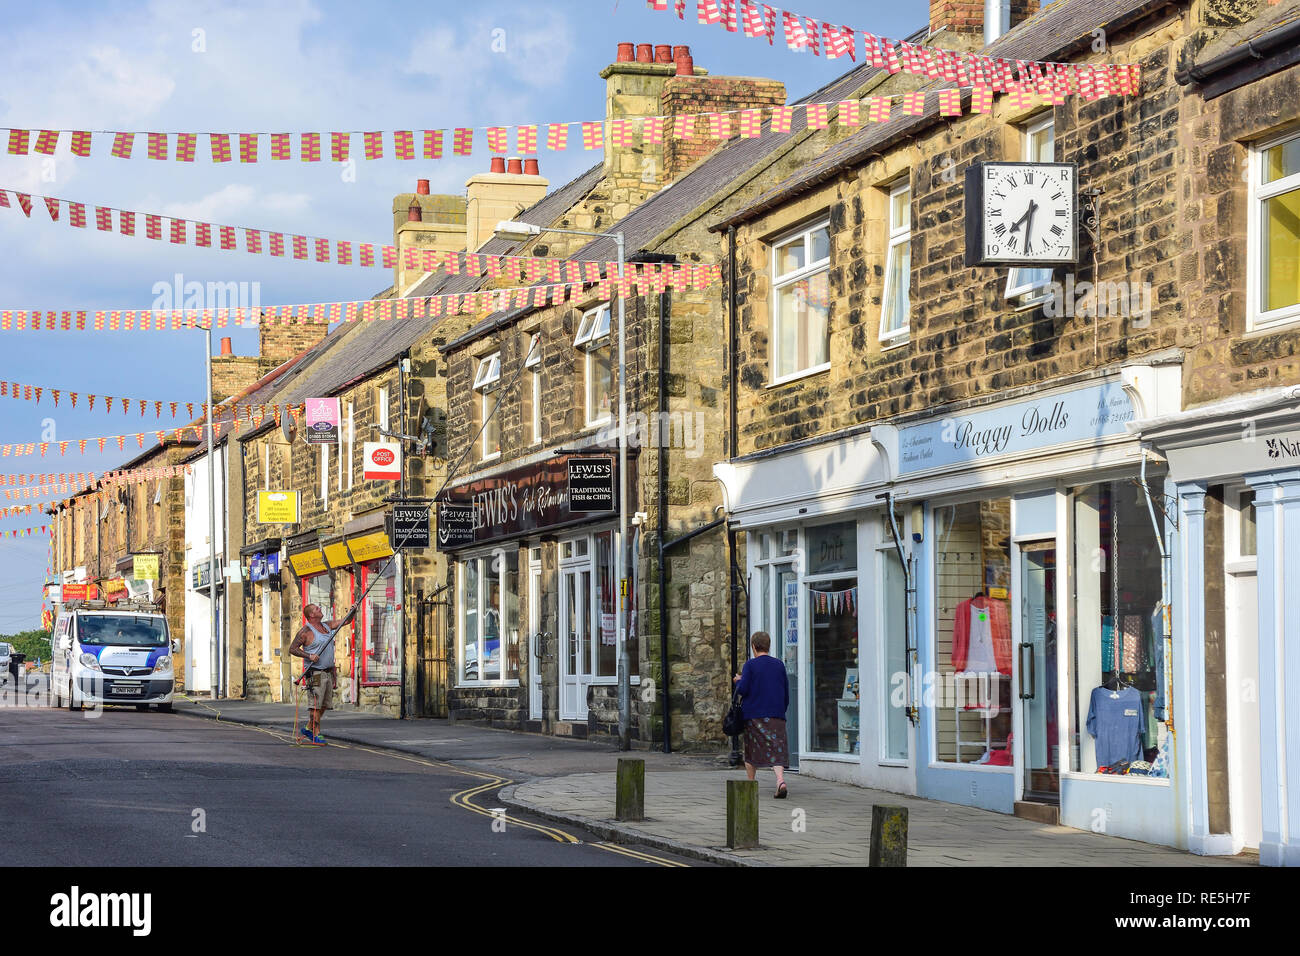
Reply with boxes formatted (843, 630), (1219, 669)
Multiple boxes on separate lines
(50, 602), (176, 711)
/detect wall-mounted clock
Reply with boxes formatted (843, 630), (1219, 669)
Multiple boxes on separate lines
(964, 162), (1078, 267)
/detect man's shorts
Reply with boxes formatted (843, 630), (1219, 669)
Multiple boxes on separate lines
(307, 670), (334, 711)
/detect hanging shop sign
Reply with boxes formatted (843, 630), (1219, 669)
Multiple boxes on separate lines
(567, 457), (616, 513)
(346, 530), (394, 563)
(249, 552), (281, 583)
(896, 380), (1135, 476)
(305, 398), (340, 445)
(436, 503), (475, 552)
(388, 504), (431, 550)
(442, 454), (627, 550)
(102, 577), (127, 597)
(363, 442), (402, 481)
(132, 553), (160, 581)
(287, 548), (327, 576)
(256, 490), (301, 524)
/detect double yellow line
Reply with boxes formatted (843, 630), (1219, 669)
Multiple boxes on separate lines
(178, 699), (687, 866)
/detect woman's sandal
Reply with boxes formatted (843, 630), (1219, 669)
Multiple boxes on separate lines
(774, 783), (788, 799)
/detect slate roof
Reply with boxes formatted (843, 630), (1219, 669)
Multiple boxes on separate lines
(237, 162), (607, 443)
(714, 0), (1169, 230)
(442, 35), (937, 353)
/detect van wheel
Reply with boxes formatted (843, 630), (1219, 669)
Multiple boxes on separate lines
(157, 702), (173, 714)
(136, 704), (149, 712)
(66, 679), (81, 712)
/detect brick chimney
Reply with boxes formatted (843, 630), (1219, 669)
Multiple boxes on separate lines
(465, 158), (549, 252)
(930, 0), (1040, 45)
(601, 41), (785, 210)
(392, 181), (467, 294)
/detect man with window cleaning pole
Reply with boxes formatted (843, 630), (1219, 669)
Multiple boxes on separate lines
(290, 603), (357, 745)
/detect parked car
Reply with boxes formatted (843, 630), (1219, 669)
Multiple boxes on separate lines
(0, 642), (11, 679)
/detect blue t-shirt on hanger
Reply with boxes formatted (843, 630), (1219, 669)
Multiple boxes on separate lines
(1086, 685), (1146, 769)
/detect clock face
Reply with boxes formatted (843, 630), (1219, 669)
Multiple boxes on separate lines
(979, 162), (1077, 264)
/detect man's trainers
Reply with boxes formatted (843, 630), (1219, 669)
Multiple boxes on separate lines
(299, 727), (312, 740)
(308, 733), (326, 746)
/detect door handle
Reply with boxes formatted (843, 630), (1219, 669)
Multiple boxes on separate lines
(1018, 642), (1035, 700)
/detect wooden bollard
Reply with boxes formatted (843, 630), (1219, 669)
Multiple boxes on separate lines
(727, 779), (759, 849)
(870, 804), (908, 866)
(615, 758), (645, 822)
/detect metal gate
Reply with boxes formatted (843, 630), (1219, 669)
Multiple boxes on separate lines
(414, 586), (449, 718)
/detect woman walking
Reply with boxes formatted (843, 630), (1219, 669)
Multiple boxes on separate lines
(733, 631), (790, 798)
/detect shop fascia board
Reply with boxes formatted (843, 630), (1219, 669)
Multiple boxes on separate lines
(713, 429), (889, 529)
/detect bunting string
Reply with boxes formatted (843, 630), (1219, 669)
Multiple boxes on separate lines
(2, 57), (1139, 170)
(0, 423), (229, 459)
(649, 1), (1139, 74)
(0, 524), (50, 540)
(0, 464), (191, 499)
(0, 265), (721, 334)
(0, 379), (297, 422)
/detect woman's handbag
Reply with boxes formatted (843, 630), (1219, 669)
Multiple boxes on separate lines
(722, 690), (745, 737)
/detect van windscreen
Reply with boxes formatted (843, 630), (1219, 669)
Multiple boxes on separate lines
(77, 616), (167, 647)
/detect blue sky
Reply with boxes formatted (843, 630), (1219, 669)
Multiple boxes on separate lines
(0, 0), (925, 632)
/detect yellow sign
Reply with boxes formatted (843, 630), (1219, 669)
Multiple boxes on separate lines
(133, 554), (159, 581)
(323, 540), (353, 569)
(346, 530), (394, 563)
(988, 586), (1009, 600)
(257, 490), (301, 524)
(288, 549), (327, 576)
(102, 577), (127, 595)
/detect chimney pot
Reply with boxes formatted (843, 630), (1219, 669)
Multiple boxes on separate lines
(636, 43), (653, 63)
(220, 337), (233, 356)
(523, 158), (540, 176)
(416, 179), (430, 195)
(673, 45), (690, 59)
(655, 44), (673, 63)
(490, 156), (506, 173)
(407, 200), (422, 222)
(507, 157), (523, 175)
(675, 52), (694, 76)
(617, 42), (634, 62)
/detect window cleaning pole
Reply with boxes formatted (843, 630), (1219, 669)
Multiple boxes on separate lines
(881, 492), (919, 726)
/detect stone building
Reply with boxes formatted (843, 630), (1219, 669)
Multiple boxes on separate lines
(708, 0), (1298, 860)
(48, 437), (199, 688)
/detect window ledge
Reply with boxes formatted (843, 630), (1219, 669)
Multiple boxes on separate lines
(1007, 291), (1053, 312)
(767, 363), (831, 389)
(455, 680), (522, 689)
(1244, 312), (1300, 338)
(879, 332), (910, 351)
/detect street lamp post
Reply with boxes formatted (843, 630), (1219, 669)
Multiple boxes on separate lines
(494, 221), (631, 750)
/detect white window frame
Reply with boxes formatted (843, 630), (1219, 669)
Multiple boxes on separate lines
(1248, 128), (1300, 332)
(770, 219), (832, 383)
(525, 333), (542, 445)
(559, 528), (624, 684)
(1005, 114), (1057, 304)
(261, 585), (272, 664)
(576, 306), (613, 428)
(879, 182), (911, 347)
(263, 445), (270, 491)
(457, 547), (520, 687)
(474, 352), (502, 461)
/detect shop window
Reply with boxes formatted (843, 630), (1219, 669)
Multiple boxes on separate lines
(751, 531), (800, 766)
(302, 573), (332, 623)
(932, 500), (1013, 765)
(805, 521), (858, 755)
(1250, 129), (1300, 331)
(595, 530), (617, 678)
(459, 550), (520, 684)
(1005, 114), (1056, 305)
(576, 306), (613, 427)
(879, 182), (911, 346)
(1238, 489), (1257, 558)
(360, 560), (400, 685)
(473, 352), (502, 461)
(1069, 479), (1168, 776)
(771, 220), (831, 381)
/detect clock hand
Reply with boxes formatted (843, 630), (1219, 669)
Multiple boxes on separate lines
(1023, 200), (1039, 252)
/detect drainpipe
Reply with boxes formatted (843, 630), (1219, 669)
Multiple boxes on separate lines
(880, 491), (919, 725)
(657, 287), (671, 753)
(727, 225), (742, 766)
(398, 353), (408, 720)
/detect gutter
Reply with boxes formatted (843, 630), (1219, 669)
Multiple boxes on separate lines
(1175, 17), (1300, 86)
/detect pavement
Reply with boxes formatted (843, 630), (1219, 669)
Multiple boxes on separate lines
(173, 696), (1254, 867)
